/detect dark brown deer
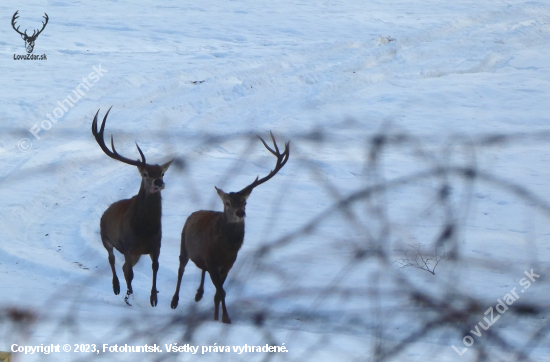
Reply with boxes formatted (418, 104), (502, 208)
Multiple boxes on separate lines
(170, 132), (289, 323)
(92, 107), (172, 307)
(12, 11), (48, 53)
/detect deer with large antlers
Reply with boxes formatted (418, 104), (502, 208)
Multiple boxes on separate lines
(171, 133), (289, 323)
(12, 11), (48, 54)
(92, 108), (172, 307)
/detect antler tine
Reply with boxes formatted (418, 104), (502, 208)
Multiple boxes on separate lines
(135, 142), (146, 164)
(92, 109), (100, 133)
(109, 135), (118, 155)
(11, 11), (25, 36)
(91, 107), (145, 167)
(270, 131), (280, 155)
(35, 13), (48, 36)
(281, 141), (290, 167)
(99, 106), (112, 136)
(239, 132), (290, 194)
(258, 134), (276, 156)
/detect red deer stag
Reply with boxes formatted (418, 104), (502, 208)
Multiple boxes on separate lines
(92, 107), (172, 307)
(170, 132), (289, 323)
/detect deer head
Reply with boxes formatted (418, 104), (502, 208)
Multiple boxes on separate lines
(12, 11), (49, 54)
(92, 107), (172, 195)
(214, 187), (249, 224)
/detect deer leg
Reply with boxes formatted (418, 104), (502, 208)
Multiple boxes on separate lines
(170, 242), (189, 309)
(214, 276), (223, 321)
(105, 245), (120, 295)
(195, 270), (206, 302)
(215, 270), (229, 312)
(208, 267), (231, 324)
(150, 250), (160, 307)
(221, 269), (229, 284)
(122, 258), (135, 306)
(217, 270), (230, 320)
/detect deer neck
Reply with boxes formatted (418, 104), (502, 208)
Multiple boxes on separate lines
(221, 216), (245, 247)
(130, 186), (162, 234)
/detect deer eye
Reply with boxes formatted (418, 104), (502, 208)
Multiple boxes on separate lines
(161, 173), (165, 177)
(225, 202), (230, 207)
(142, 172), (148, 177)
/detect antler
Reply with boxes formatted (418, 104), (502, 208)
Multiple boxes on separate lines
(92, 107), (146, 167)
(11, 11), (25, 37)
(11, 11), (48, 39)
(239, 131), (290, 195)
(32, 13), (49, 39)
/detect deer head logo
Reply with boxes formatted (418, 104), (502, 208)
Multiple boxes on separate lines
(12, 11), (49, 54)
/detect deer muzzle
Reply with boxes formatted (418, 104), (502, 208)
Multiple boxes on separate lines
(152, 179), (165, 192)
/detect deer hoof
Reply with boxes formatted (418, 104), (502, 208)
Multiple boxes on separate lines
(150, 294), (158, 307)
(113, 279), (120, 295)
(195, 291), (203, 302)
(222, 315), (231, 324)
(124, 290), (133, 306)
(170, 297), (179, 309)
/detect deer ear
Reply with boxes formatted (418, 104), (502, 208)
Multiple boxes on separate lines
(160, 159), (173, 173)
(137, 165), (147, 175)
(215, 186), (227, 200)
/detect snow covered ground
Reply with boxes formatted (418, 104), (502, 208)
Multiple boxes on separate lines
(1, 0), (550, 360)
